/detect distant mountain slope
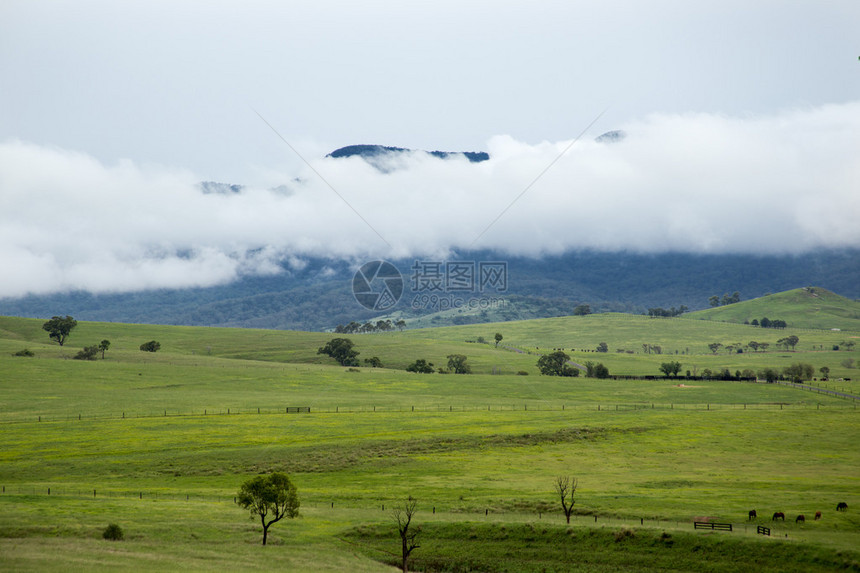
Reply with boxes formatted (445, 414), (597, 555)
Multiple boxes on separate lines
(687, 287), (860, 331)
(1, 250), (858, 331)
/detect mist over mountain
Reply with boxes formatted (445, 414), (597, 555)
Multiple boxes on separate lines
(2, 249), (857, 331)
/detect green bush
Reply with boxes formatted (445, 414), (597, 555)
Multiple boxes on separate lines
(13, 349), (34, 357)
(74, 345), (99, 360)
(140, 340), (161, 352)
(102, 523), (124, 541)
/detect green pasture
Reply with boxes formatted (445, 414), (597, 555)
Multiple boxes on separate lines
(1, 314), (859, 571)
(688, 287), (860, 332)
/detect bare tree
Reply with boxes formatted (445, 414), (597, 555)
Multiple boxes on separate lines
(392, 496), (420, 573)
(555, 476), (578, 524)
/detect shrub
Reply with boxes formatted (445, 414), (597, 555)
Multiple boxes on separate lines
(140, 340), (161, 352)
(594, 363), (610, 379)
(517, 371), (529, 376)
(13, 349), (34, 357)
(406, 359), (435, 373)
(74, 345), (99, 360)
(102, 523), (124, 541)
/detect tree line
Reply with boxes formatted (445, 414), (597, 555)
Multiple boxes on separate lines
(334, 320), (406, 334)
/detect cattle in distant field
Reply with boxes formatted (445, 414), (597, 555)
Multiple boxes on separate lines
(837, 502), (848, 511)
(748, 509), (757, 520)
(796, 514), (805, 523)
(814, 511), (821, 520)
(772, 512), (785, 521)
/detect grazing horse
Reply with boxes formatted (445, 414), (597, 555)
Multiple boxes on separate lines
(748, 509), (757, 520)
(814, 511), (822, 520)
(837, 502), (848, 511)
(796, 514), (805, 523)
(772, 512), (785, 521)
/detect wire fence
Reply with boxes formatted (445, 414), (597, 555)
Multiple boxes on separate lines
(0, 484), (806, 539)
(2, 398), (859, 425)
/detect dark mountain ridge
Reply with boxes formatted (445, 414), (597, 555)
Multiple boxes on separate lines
(1, 249), (857, 331)
(327, 144), (490, 164)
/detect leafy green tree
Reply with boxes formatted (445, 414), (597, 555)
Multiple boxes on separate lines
(596, 342), (608, 353)
(593, 363), (610, 379)
(583, 360), (595, 377)
(554, 476), (577, 524)
(709, 295), (720, 307)
(783, 362), (813, 382)
(494, 333), (503, 347)
(317, 338), (359, 366)
(139, 340), (161, 352)
(406, 359), (434, 373)
(446, 354), (471, 374)
(42, 315), (77, 346)
(777, 335), (799, 351)
(236, 473), (299, 546)
(747, 341), (760, 352)
(395, 320), (407, 331)
(74, 345), (99, 360)
(98, 339), (111, 359)
(392, 496), (420, 573)
(363, 356), (383, 368)
(819, 366), (830, 379)
(708, 342), (722, 355)
(573, 304), (591, 316)
(659, 361), (682, 377)
(758, 368), (779, 383)
(537, 351), (578, 377)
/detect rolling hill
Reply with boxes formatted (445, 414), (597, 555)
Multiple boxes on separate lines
(688, 287), (860, 331)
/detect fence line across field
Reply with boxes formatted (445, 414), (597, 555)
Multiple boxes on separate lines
(3, 399), (858, 425)
(0, 484), (805, 540)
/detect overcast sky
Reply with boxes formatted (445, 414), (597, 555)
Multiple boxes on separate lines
(1, 1), (859, 297)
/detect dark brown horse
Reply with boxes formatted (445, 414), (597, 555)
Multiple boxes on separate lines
(772, 512), (785, 521)
(796, 514), (805, 523)
(748, 509), (757, 520)
(837, 502), (848, 511)
(814, 511), (822, 520)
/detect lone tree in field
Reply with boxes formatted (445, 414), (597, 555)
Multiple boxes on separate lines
(392, 496), (420, 573)
(42, 315), (77, 346)
(494, 332), (503, 347)
(537, 351), (578, 377)
(139, 340), (160, 352)
(555, 475), (578, 524)
(317, 338), (359, 366)
(236, 473), (299, 546)
(98, 339), (111, 359)
(446, 354), (471, 374)
(659, 361), (682, 378)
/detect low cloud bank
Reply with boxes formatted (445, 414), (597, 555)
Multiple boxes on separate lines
(2, 102), (859, 298)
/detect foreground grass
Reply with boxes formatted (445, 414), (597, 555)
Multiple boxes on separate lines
(345, 521), (860, 573)
(2, 315), (859, 571)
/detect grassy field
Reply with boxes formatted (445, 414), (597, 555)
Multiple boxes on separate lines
(1, 313), (859, 571)
(688, 287), (860, 331)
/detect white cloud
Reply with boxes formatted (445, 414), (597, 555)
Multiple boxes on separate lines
(2, 102), (859, 298)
